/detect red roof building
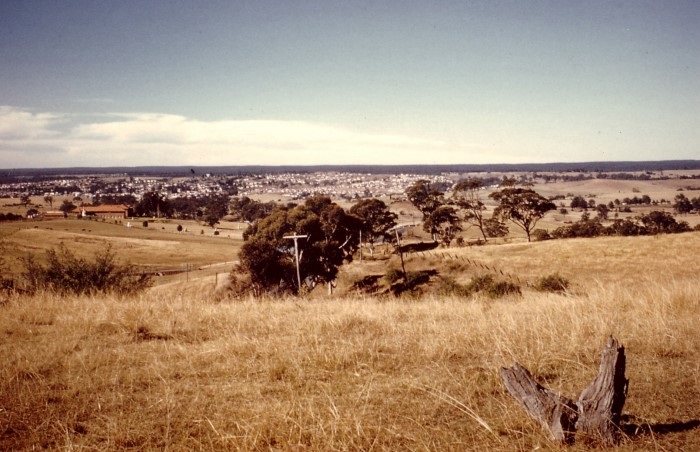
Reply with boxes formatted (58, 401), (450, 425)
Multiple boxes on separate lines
(74, 204), (130, 219)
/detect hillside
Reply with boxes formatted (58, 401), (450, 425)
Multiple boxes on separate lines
(1, 232), (698, 450)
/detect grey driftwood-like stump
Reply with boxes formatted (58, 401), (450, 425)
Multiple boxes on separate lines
(500, 336), (628, 445)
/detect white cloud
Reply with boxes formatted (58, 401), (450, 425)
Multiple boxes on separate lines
(0, 106), (64, 140)
(1, 107), (493, 167)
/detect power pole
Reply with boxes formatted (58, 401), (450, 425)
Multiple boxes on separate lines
(283, 234), (308, 292)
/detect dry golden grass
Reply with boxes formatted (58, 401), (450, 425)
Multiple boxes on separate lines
(1, 233), (699, 450)
(0, 219), (241, 283)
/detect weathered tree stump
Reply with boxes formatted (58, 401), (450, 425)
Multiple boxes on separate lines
(500, 336), (628, 445)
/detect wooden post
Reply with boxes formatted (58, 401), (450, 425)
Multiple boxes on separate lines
(500, 336), (627, 445)
(283, 234), (308, 292)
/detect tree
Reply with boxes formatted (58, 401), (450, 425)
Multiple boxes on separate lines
(204, 194), (229, 227)
(349, 198), (397, 257)
(570, 196), (587, 210)
(134, 191), (171, 217)
(43, 194), (54, 207)
(451, 178), (489, 242)
(239, 197), (359, 295)
(483, 217), (509, 238)
(673, 194), (693, 214)
(638, 211), (690, 234)
(20, 194), (31, 207)
(405, 180), (443, 219)
(229, 196), (276, 223)
(490, 183), (556, 242)
(596, 204), (609, 220)
(59, 200), (76, 216)
(423, 205), (461, 246)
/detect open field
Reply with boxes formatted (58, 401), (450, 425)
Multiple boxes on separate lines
(0, 219), (241, 285)
(1, 231), (699, 450)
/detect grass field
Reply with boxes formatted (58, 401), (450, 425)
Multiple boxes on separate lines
(1, 229), (698, 450)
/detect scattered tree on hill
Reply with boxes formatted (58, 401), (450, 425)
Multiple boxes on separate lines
(673, 194), (693, 214)
(405, 180), (444, 219)
(43, 194), (54, 207)
(451, 178), (489, 242)
(483, 217), (509, 238)
(596, 204), (610, 220)
(570, 196), (588, 210)
(490, 181), (556, 242)
(639, 211), (690, 234)
(349, 198), (397, 257)
(423, 205), (461, 246)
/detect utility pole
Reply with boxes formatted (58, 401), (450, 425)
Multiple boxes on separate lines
(283, 234), (308, 292)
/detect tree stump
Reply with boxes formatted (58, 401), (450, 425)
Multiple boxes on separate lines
(500, 336), (628, 445)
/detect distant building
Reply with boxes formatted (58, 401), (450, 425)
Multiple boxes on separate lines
(73, 204), (130, 219)
(42, 211), (67, 220)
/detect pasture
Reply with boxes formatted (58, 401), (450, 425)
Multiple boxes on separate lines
(1, 228), (698, 450)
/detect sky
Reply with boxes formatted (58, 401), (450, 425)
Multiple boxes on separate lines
(1, 0), (698, 168)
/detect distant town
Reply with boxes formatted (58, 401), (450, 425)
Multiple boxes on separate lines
(2, 160), (699, 203)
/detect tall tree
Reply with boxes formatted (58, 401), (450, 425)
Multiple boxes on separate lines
(490, 183), (556, 242)
(349, 198), (397, 257)
(134, 191), (171, 218)
(59, 200), (76, 216)
(240, 198), (358, 295)
(405, 180), (443, 219)
(451, 178), (489, 242)
(423, 205), (461, 246)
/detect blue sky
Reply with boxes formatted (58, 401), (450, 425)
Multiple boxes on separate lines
(1, 0), (698, 168)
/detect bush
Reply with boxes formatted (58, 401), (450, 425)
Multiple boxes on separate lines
(535, 273), (570, 293)
(531, 229), (551, 241)
(466, 274), (495, 292)
(485, 280), (521, 298)
(20, 244), (152, 296)
(142, 220), (149, 228)
(466, 274), (521, 299)
(436, 277), (472, 297)
(384, 268), (404, 284)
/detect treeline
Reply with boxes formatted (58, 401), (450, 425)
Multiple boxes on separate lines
(535, 211), (696, 241)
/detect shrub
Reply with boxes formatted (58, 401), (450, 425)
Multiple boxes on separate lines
(531, 229), (551, 241)
(20, 244), (151, 296)
(535, 273), (570, 293)
(466, 274), (521, 299)
(485, 280), (521, 298)
(467, 274), (495, 292)
(142, 220), (149, 228)
(384, 268), (404, 284)
(436, 277), (472, 297)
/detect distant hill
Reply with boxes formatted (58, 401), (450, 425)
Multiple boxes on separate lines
(2, 160), (699, 178)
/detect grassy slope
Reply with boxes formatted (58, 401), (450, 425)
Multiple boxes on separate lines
(1, 233), (699, 450)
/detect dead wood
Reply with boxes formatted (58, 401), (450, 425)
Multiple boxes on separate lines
(500, 336), (627, 445)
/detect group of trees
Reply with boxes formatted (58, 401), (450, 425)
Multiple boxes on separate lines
(234, 179), (559, 296)
(537, 210), (694, 240)
(405, 178), (556, 244)
(673, 193), (700, 214)
(235, 195), (402, 295)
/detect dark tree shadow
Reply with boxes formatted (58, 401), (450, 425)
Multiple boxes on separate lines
(622, 416), (700, 438)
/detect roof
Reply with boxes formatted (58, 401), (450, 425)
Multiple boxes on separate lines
(73, 204), (130, 213)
